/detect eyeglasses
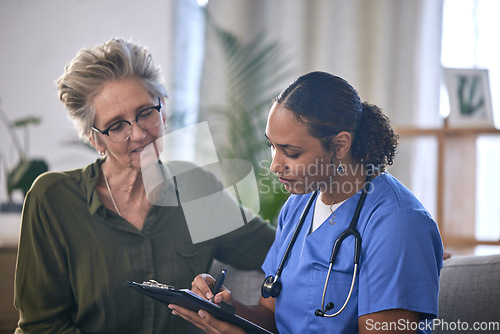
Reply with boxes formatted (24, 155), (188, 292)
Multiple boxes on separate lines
(92, 98), (162, 143)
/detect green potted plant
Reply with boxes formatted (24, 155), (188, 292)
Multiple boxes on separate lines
(0, 100), (48, 212)
(201, 16), (294, 224)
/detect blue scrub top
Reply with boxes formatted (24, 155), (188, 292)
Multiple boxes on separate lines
(262, 173), (443, 334)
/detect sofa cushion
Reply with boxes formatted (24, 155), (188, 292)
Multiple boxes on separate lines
(436, 254), (500, 334)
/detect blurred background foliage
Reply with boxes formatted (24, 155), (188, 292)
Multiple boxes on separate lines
(200, 15), (294, 224)
(0, 102), (48, 209)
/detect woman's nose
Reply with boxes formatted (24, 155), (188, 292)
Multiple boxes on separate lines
(270, 152), (286, 175)
(129, 121), (146, 140)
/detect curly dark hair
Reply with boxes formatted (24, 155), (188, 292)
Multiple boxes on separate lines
(274, 71), (398, 171)
(352, 102), (398, 169)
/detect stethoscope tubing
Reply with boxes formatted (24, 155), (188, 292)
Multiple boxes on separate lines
(319, 262), (358, 317)
(316, 173), (373, 317)
(275, 189), (319, 278)
(262, 172), (374, 318)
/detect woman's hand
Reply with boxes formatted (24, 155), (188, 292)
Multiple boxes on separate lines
(168, 305), (246, 334)
(168, 273), (242, 333)
(190, 273), (233, 305)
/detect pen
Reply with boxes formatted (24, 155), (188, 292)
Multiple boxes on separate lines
(211, 268), (226, 302)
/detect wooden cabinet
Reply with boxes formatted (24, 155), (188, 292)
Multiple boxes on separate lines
(0, 247), (18, 333)
(395, 126), (500, 249)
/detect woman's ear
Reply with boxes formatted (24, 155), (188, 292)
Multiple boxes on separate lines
(333, 131), (352, 160)
(159, 98), (168, 129)
(88, 132), (105, 155)
(161, 111), (167, 128)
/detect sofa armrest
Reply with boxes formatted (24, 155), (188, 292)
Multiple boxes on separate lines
(436, 254), (500, 334)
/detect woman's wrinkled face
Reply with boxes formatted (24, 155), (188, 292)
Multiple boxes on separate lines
(265, 102), (334, 195)
(90, 78), (166, 170)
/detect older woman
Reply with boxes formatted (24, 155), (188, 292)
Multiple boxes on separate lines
(14, 38), (275, 334)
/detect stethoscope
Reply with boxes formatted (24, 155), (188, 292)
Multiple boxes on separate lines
(261, 173), (373, 318)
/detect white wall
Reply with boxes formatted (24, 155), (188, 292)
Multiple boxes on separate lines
(0, 0), (175, 203)
(201, 0), (443, 217)
(0, 0), (444, 215)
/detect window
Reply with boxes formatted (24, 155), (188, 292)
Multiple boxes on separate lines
(441, 0), (500, 243)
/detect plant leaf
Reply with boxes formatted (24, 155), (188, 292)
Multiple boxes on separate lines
(7, 159), (49, 197)
(202, 16), (294, 223)
(12, 116), (42, 127)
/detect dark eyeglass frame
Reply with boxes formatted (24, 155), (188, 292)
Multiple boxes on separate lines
(92, 98), (162, 142)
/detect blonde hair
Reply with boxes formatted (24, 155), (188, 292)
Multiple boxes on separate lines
(55, 38), (168, 142)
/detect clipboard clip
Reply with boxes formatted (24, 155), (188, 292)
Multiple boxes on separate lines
(137, 280), (235, 314)
(140, 280), (175, 290)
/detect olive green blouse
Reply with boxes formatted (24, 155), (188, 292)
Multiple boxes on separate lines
(14, 159), (275, 333)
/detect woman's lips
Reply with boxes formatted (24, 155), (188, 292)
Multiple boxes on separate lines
(131, 146), (146, 154)
(278, 176), (294, 184)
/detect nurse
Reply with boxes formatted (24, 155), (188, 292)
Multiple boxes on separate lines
(169, 71), (444, 334)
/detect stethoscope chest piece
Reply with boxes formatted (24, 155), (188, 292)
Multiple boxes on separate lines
(261, 275), (281, 298)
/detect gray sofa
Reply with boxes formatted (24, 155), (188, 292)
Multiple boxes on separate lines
(435, 254), (500, 334)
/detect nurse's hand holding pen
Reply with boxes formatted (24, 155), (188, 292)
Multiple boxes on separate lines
(168, 272), (246, 334)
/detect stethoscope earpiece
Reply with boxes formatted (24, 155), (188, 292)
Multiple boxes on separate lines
(261, 275), (282, 298)
(315, 302), (335, 317)
(315, 309), (324, 317)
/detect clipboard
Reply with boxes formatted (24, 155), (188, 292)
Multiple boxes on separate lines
(125, 280), (273, 334)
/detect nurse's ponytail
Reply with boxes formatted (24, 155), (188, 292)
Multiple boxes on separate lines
(351, 102), (398, 171)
